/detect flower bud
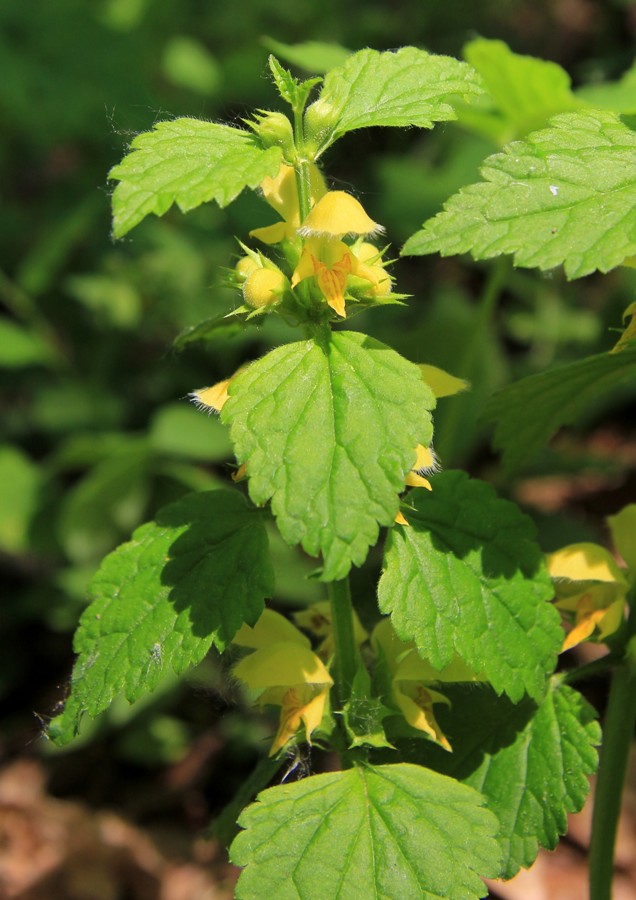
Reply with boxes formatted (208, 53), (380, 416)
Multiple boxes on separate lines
(234, 255), (260, 282)
(242, 266), (287, 309)
(304, 98), (338, 155)
(250, 111), (295, 161)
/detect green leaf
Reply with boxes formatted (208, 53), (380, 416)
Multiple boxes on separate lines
(109, 119), (283, 237)
(403, 109), (636, 278)
(57, 444), (152, 563)
(397, 681), (600, 878)
(262, 38), (351, 74)
(308, 47), (484, 152)
(161, 36), (221, 97)
(149, 402), (232, 462)
(0, 319), (56, 368)
(459, 38), (581, 143)
(486, 345), (636, 471)
(172, 313), (247, 352)
(378, 471), (561, 702)
(222, 330), (435, 582)
(231, 763), (500, 899)
(0, 445), (43, 553)
(267, 55), (321, 111)
(576, 60), (636, 114)
(50, 490), (273, 744)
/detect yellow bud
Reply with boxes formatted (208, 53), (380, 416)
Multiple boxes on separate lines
(235, 256), (260, 282)
(242, 267), (286, 309)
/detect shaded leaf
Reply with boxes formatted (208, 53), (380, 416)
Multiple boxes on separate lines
(49, 490), (273, 744)
(394, 681), (600, 878)
(485, 345), (636, 471)
(379, 471), (561, 701)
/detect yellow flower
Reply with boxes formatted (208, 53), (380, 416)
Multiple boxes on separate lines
(372, 619), (483, 752)
(233, 609), (333, 755)
(189, 366), (246, 414)
(250, 163), (326, 245)
(547, 542), (628, 651)
(395, 366), (467, 527)
(291, 192), (384, 318)
(292, 600), (368, 658)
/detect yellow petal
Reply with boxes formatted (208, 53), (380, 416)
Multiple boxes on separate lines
(233, 643), (333, 692)
(269, 686), (329, 755)
(233, 609), (310, 650)
(231, 463), (248, 483)
(547, 543), (628, 586)
(189, 378), (231, 414)
(371, 618), (414, 671)
(607, 505), (636, 575)
(249, 221), (293, 245)
(562, 607), (608, 652)
(394, 683), (452, 751)
(313, 253), (351, 318)
(394, 510), (410, 525)
(299, 191), (383, 238)
(413, 444), (438, 475)
(404, 473), (432, 489)
(419, 365), (469, 399)
(291, 245), (317, 288)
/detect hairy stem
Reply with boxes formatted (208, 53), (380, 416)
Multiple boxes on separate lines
(292, 105), (311, 223)
(588, 659), (636, 899)
(327, 577), (358, 708)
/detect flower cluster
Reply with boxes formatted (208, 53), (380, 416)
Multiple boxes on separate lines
(231, 607), (483, 756)
(231, 162), (393, 321)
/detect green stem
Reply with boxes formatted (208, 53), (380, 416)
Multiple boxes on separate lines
(436, 258), (507, 463)
(327, 577), (358, 708)
(588, 660), (636, 899)
(292, 105), (311, 223)
(210, 754), (285, 847)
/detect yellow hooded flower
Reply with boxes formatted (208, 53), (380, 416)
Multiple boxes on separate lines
(547, 542), (628, 651)
(395, 367), (468, 527)
(189, 366), (247, 415)
(250, 163), (327, 245)
(371, 619), (483, 751)
(233, 609), (333, 755)
(292, 600), (368, 659)
(292, 192), (384, 318)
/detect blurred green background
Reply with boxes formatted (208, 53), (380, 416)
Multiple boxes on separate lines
(2, 0), (636, 863)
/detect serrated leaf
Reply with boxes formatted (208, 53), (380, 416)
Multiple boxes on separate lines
(486, 344), (636, 471)
(50, 490), (273, 744)
(231, 763), (500, 899)
(311, 47), (484, 152)
(378, 471), (561, 701)
(404, 109), (636, 278)
(459, 38), (581, 143)
(109, 119), (283, 237)
(222, 330), (435, 581)
(397, 680), (600, 878)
